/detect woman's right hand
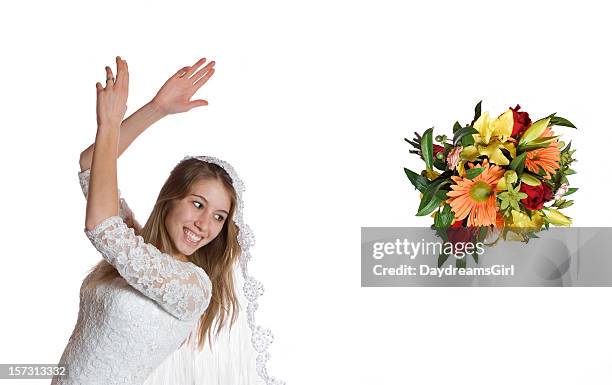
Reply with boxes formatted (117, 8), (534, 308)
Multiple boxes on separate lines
(96, 56), (129, 129)
(151, 57), (215, 115)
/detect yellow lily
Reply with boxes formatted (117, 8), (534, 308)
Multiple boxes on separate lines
(473, 110), (514, 145)
(502, 210), (544, 241)
(543, 208), (572, 226)
(461, 109), (516, 166)
(509, 209), (544, 229)
(519, 116), (551, 146)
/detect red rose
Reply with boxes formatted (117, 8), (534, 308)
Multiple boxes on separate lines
(447, 219), (478, 245)
(520, 183), (554, 210)
(510, 104), (532, 138)
(433, 144), (445, 159)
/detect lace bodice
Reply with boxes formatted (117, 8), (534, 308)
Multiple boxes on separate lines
(84, 216), (211, 320)
(51, 169), (212, 385)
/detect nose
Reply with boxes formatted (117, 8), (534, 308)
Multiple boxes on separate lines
(194, 217), (210, 238)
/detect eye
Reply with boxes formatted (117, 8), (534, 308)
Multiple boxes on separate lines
(194, 201), (225, 221)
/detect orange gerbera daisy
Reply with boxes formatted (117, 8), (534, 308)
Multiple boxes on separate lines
(524, 127), (560, 179)
(446, 160), (504, 227)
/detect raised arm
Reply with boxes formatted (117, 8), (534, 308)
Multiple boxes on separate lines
(79, 101), (167, 172)
(79, 57), (217, 229)
(79, 56), (216, 173)
(85, 57), (129, 231)
(78, 168), (142, 233)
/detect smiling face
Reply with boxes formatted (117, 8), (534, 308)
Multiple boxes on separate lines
(164, 177), (232, 261)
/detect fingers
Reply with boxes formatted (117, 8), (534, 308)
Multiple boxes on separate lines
(193, 68), (215, 89)
(105, 66), (114, 87)
(98, 57), (128, 92)
(114, 56), (128, 88)
(184, 57), (207, 78)
(174, 66), (190, 78)
(188, 99), (208, 109)
(190, 60), (215, 82)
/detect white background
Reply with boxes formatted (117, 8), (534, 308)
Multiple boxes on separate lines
(1, 0), (611, 384)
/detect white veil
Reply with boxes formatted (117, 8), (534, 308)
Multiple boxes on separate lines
(143, 155), (284, 385)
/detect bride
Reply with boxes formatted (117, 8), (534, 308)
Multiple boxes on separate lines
(51, 56), (283, 385)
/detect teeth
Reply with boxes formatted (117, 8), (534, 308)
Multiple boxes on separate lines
(184, 228), (202, 243)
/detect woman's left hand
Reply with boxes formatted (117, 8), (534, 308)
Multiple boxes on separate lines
(151, 57), (215, 115)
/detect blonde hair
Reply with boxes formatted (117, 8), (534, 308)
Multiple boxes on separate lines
(86, 158), (241, 350)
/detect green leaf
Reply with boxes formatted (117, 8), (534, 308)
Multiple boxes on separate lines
(421, 127), (434, 171)
(536, 166), (547, 176)
(558, 200), (574, 209)
(417, 189), (449, 217)
(565, 187), (578, 196)
(456, 256), (466, 269)
(466, 167), (484, 180)
(435, 226), (449, 243)
(434, 204), (455, 229)
(471, 100), (482, 126)
(518, 136), (559, 152)
(438, 251), (450, 268)
(472, 251), (479, 264)
(461, 133), (475, 147)
(433, 210), (444, 228)
(453, 126), (478, 146)
(509, 152), (527, 174)
(477, 227), (488, 242)
(433, 159), (447, 171)
(550, 116), (576, 128)
(453, 121), (462, 133)
(565, 169), (576, 175)
(561, 141), (572, 154)
(416, 179), (450, 216)
(404, 168), (429, 193)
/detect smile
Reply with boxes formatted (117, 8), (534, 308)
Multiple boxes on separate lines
(183, 227), (202, 245)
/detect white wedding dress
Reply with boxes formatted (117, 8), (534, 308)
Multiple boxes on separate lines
(51, 169), (213, 385)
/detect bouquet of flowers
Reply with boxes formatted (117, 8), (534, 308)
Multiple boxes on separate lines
(404, 101), (577, 266)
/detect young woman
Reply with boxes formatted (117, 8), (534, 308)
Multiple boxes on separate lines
(52, 57), (282, 385)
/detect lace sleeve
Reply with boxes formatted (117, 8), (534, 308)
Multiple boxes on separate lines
(84, 215), (212, 321)
(78, 168), (142, 232)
